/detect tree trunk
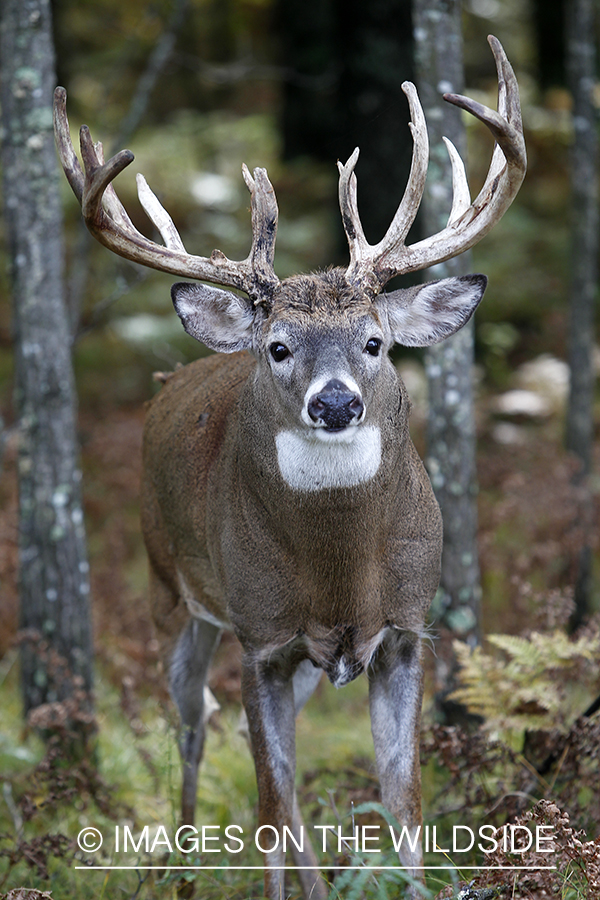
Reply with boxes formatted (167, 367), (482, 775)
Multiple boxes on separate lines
(0, 0), (94, 727)
(565, 0), (598, 630)
(412, 0), (481, 711)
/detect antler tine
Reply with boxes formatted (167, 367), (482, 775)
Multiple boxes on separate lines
(342, 35), (526, 291)
(91, 139), (138, 232)
(377, 82), (430, 250)
(480, 33), (513, 187)
(53, 87), (84, 203)
(490, 34), (522, 130)
(338, 148), (369, 273)
(439, 35), (525, 213)
(443, 54), (524, 176)
(436, 40), (525, 212)
(442, 136), (471, 227)
(342, 82), (429, 291)
(136, 174), (187, 252)
(243, 164), (279, 288)
(53, 88), (281, 299)
(79, 124), (135, 223)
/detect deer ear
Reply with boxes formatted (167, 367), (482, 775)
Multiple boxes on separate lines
(376, 274), (487, 347)
(171, 282), (255, 353)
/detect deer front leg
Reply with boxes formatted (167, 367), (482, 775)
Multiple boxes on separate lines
(368, 630), (425, 884)
(239, 657), (327, 900)
(241, 653), (296, 900)
(288, 660), (328, 900)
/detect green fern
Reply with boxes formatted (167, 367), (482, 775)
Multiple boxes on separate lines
(450, 631), (600, 735)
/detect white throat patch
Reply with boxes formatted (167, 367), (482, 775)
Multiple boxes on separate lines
(275, 426), (381, 491)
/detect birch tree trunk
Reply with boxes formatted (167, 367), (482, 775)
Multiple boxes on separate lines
(0, 0), (93, 725)
(565, 0), (598, 630)
(412, 0), (481, 708)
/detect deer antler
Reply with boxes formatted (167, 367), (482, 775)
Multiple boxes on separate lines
(338, 35), (527, 294)
(53, 87), (280, 302)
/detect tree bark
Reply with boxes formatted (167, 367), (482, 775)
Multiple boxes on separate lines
(412, 0), (481, 708)
(565, 0), (598, 630)
(0, 0), (93, 721)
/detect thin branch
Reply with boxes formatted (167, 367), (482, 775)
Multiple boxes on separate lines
(74, 266), (149, 342)
(110, 0), (189, 153)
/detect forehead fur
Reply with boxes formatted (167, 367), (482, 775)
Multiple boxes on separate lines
(269, 268), (373, 321)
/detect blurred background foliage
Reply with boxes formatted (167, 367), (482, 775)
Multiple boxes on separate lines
(1, 0), (600, 896)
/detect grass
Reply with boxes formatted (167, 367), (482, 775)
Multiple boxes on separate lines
(0, 657), (458, 899)
(3, 649), (597, 900)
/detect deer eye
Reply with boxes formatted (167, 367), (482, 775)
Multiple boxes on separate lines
(365, 338), (382, 357)
(270, 342), (290, 362)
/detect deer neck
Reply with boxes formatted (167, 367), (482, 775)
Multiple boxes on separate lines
(232, 368), (411, 534)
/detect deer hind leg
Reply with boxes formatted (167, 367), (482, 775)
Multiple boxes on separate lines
(169, 616), (222, 826)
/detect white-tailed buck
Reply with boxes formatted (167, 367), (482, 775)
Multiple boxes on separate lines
(55, 35), (525, 899)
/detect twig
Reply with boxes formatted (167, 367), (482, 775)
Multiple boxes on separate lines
(74, 266), (149, 342)
(111, 0), (189, 153)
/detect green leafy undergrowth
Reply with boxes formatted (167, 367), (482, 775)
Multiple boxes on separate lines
(450, 630), (600, 735)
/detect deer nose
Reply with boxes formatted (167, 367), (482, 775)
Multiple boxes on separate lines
(307, 379), (364, 430)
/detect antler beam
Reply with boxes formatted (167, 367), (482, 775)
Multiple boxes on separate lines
(340, 35), (527, 294)
(53, 87), (280, 301)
